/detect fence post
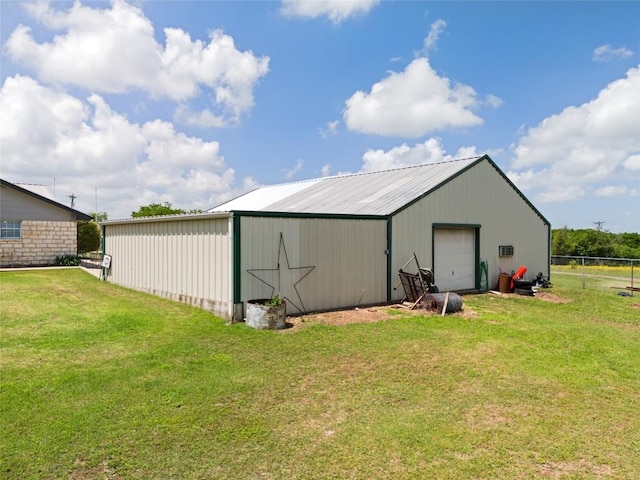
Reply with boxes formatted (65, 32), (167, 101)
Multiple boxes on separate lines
(632, 260), (635, 296)
(582, 257), (585, 289)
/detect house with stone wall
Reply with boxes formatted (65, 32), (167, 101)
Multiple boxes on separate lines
(0, 179), (92, 267)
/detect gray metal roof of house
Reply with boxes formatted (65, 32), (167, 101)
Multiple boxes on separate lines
(210, 156), (482, 216)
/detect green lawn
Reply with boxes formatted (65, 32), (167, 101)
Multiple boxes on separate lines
(551, 264), (637, 292)
(1, 269), (639, 479)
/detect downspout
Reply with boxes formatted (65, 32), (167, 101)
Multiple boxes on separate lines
(100, 223), (106, 280)
(386, 216), (392, 302)
(233, 214), (242, 320)
(474, 227), (481, 290)
(227, 216), (234, 320)
(547, 223), (552, 282)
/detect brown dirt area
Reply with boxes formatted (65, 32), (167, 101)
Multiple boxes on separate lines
(288, 305), (427, 328)
(491, 290), (572, 304)
(281, 289), (571, 331)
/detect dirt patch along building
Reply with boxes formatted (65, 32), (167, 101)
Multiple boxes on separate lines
(101, 155), (550, 321)
(0, 179), (92, 267)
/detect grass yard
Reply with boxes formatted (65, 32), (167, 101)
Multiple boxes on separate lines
(551, 264), (638, 292)
(1, 269), (639, 479)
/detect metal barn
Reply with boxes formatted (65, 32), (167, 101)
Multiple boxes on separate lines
(102, 155), (550, 320)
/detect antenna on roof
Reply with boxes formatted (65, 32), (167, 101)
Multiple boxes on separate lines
(593, 221), (606, 231)
(68, 193), (77, 208)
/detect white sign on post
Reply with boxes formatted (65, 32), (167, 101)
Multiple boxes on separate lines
(101, 254), (112, 269)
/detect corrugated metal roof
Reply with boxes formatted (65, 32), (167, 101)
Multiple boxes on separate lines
(210, 178), (322, 212)
(209, 157), (481, 216)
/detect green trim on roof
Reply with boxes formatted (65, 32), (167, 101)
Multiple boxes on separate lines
(231, 210), (387, 221)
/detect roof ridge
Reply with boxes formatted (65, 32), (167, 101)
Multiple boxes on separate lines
(262, 155), (482, 189)
(323, 155), (482, 180)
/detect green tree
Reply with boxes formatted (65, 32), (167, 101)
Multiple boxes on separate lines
(90, 211), (109, 223)
(131, 202), (186, 218)
(77, 221), (101, 254)
(551, 228), (640, 259)
(551, 226), (574, 256)
(577, 229), (614, 257)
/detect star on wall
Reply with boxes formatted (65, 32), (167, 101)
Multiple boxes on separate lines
(247, 233), (316, 314)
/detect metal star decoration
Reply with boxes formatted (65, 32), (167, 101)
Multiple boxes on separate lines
(247, 233), (316, 314)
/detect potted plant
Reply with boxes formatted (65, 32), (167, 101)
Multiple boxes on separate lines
(245, 294), (287, 330)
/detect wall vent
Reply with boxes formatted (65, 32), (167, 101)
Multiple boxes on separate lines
(499, 245), (514, 257)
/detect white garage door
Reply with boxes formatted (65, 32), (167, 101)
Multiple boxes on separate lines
(434, 228), (475, 291)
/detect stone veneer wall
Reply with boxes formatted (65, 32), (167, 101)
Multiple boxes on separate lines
(0, 220), (77, 267)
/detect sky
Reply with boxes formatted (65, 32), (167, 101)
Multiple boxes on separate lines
(0, 1), (638, 232)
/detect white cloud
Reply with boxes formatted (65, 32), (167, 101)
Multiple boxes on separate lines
(593, 44), (634, 62)
(538, 185), (587, 204)
(284, 159), (304, 179)
(623, 154), (640, 171)
(421, 19), (446, 54)
(174, 105), (227, 128)
(5, 1), (269, 126)
(321, 164), (331, 177)
(343, 58), (487, 137)
(483, 93), (503, 108)
(280, 0), (379, 24)
(318, 120), (339, 138)
(506, 168), (539, 192)
(0, 75), (251, 218)
(360, 138), (480, 172)
(595, 185), (638, 197)
(510, 66), (640, 202)
(6, 1), (158, 92)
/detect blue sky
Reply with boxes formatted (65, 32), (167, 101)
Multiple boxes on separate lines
(1, 1), (638, 232)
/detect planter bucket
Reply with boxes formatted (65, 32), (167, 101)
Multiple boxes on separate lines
(246, 300), (287, 330)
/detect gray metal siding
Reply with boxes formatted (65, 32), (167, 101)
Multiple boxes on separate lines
(104, 217), (232, 318)
(240, 216), (387, 313)
(0, 185), (75, 221)
(392, 159), (549, 295)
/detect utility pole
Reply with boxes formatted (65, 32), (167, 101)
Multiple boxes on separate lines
(68, 193), (77, 208)
(593, 221), (606, 231)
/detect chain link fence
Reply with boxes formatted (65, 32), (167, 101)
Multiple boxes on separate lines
(551, 255), (638, 295)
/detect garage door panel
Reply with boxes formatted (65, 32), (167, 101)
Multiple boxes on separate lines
(434, 228), (475, 291)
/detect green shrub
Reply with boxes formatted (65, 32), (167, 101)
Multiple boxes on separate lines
(77, 221), (101, 254)
(54, 255), (81, 266)
(266, 294), (282, 306)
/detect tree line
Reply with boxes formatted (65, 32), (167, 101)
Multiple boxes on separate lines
(552, 228), (640, 259)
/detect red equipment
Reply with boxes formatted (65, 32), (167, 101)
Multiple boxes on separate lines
(510, 266), (527, 290)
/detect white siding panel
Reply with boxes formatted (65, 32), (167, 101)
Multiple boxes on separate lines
(241, 216), (387, 313)
(104, 218), (231, 318)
